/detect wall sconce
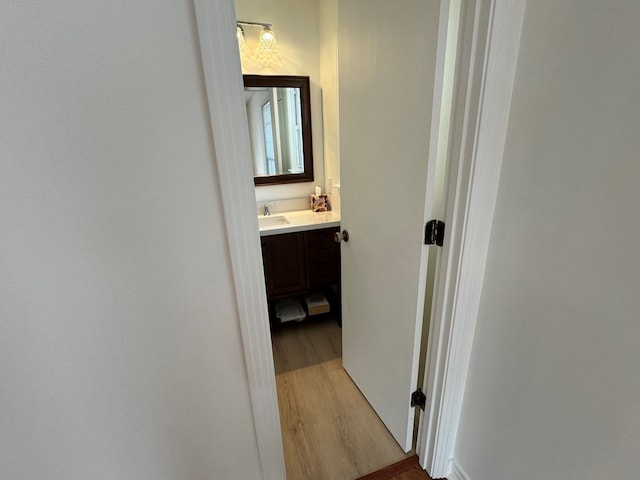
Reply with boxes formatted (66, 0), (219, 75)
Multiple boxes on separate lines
(236, 21), (280, 65)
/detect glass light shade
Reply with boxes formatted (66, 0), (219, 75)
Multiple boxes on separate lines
(258, 27), (279, 64)
(236, 25), (247, 58)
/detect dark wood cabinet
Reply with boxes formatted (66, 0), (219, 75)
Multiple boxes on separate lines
(260, 226), (340, 300)
(260, 232), (306, 297)
(304, 227), (340, 288)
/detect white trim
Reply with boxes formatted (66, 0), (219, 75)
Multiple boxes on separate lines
(416, 0), (526, 478)
(193, 1), (286, 479)
(407, 0), (453, 452)
(449, 459), (472, 480)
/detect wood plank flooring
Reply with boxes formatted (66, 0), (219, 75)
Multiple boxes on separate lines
(271, 318), (411, 480)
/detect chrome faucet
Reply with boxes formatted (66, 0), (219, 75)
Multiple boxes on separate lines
(263, 204), (271, 216)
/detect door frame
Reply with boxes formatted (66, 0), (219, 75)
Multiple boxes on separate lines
(193, 1), (285, 478)
(193, 0), (526, 478)
(416, 0), (526, 477)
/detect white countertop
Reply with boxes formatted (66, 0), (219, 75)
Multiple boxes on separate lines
(258, 210), (341, 236)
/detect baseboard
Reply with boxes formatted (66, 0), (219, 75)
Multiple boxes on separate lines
(448, 459), (470, 480)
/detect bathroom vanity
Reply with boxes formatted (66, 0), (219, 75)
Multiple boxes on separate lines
(258, 210), (341, 325)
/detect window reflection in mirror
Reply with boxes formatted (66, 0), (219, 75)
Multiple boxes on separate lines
(243, 75), (313, 186)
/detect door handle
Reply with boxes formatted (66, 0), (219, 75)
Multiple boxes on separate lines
(334, 229), (349, 243)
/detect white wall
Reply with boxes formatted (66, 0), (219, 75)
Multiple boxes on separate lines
(454, 1), (640, 478)
(235, 0), (326, 206)
(319, 0), (340, 214)
(0, 2), (262, 479)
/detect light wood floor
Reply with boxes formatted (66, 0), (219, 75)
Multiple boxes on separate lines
(271, 318), (410, 480)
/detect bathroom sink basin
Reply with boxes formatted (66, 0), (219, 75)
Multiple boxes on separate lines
(258, 215), (290, 228)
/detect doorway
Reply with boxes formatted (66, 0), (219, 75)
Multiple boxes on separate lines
(262, 0), (460, 475)
(239, 0), (459, 475)
(193, 0), (526, 477)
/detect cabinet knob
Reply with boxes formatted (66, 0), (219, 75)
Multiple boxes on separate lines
(334, 230), (349, 243)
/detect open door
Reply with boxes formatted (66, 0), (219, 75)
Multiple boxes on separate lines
(338, 0), (441, 451)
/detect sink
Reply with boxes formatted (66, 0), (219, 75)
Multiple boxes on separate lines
(258, 215), (290, 228)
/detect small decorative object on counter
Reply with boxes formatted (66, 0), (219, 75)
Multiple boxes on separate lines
(310, 194), (329, 212)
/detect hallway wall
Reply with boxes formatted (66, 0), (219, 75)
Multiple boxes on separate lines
(454, 1), (640, 478)
(0, 1), (262, 478)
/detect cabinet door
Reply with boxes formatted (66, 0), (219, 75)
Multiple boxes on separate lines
(261, 232), (306, 297)
(305, 227), (340, 288)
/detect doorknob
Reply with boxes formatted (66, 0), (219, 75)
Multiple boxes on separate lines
(334, 229), (349, 243)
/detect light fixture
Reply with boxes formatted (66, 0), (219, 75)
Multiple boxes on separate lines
(257, 26), (279, 63)
(236, 25), (246, 58)
(236, 20), (280, 65)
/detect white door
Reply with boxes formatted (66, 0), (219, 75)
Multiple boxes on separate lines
(338, 0), (441, 451)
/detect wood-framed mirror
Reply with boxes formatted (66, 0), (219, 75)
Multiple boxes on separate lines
(243, 75), (314, 186)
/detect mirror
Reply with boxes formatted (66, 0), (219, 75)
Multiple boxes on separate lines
(243, 75), (314, 186)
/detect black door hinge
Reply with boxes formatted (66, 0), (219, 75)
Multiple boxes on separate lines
(424, 219), (445, 246)
(411, 388), (426, 411)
